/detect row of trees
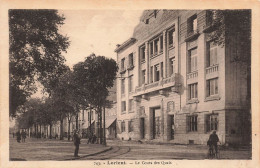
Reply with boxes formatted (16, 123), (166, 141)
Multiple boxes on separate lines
(16, 54), (118, 142)
(10, 10), (118, 144)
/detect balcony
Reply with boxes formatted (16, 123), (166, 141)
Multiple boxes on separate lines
(203, 21), (219, 33)
(134, 74), (178, 97)
(120, 67), (126, 74)
(187, 70), (198, 79)
(206, 64), (218, 74)
(185, 29), (200, 42)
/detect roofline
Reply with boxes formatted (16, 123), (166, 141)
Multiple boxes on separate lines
(114, 38), (136, 53)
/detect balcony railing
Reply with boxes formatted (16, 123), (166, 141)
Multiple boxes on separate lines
(134, 74), (177, 97)
(206, 64), (219, 74)
(187, 70), (198, 79)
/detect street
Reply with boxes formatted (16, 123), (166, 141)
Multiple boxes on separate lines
(10, 135), (251, 161)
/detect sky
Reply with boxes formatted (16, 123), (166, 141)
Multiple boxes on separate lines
(59, 10), (143, 68)
(31, 10), (143, 98)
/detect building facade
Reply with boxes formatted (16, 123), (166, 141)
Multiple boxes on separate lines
(115, 10), (251, 145)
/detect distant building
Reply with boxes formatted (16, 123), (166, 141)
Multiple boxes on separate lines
(115, 10), (251, 145)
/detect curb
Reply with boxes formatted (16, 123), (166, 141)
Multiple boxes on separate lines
(64, 146), (113, 160)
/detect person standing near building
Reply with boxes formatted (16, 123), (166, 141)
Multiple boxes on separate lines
(207, 130), (220, 156)
(73, 130), (81, 157)
(16, 131), (21, 143)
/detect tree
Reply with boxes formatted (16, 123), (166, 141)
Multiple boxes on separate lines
(208, 10), (251, 143)
(9, 9), (70, 117)
(209, 10), (251, 104)
(73, 54), (118, 144)
(51, 70), (78, 140)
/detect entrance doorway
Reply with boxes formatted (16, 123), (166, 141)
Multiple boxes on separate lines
(170, 115), (175, 139)
(152, 107), (161, 139)
(140, 118), (145, 139)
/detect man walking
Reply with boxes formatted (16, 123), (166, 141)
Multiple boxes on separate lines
(73, 130), (81, 157)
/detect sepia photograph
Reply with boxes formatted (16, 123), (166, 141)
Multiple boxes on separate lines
(7, 8), (253, 161)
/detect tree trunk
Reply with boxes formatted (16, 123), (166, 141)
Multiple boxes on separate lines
(60, 118), (64, 140)
(89, 109), (92, 135)
(49, 124), (52, 139)
(99, 107), (102, 144)
(40, 125), (42, 138)
(68, 118), (71, 141)
(76, 113), (79, 130)
(103, 106), (106, 146)
(34, 124), (37, 137)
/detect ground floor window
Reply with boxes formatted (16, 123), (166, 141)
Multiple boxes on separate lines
(121, 121), (125, 132)
(128, 120), (134, 132)
(205, 114), (218, 132)
(187, 115), (198, 132)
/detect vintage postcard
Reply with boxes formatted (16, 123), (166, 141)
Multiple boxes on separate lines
(0, 0), (259, 168)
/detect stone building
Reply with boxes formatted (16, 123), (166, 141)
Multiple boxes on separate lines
(115, 10), (251, 145)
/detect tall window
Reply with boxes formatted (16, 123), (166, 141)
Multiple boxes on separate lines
(141, 70), (146, 84)
(121, 121), (125, 132)
(188, 15), (197, 34)
(207, 41), (218, 67)
(150, 42), (154, 56)
(169, 57), (175, 76)
(188, 83), (198, 100)
(121, 79), (125, 94)
(187, 115), (198, 132)
(121, 58), (125, 71)
(128, 75), (133, 92)
(188, 48), (198, 73)
(168, 28), (175, 47)
(150, 66), (153, 83)
(206, 114), (218, 132)
(121, 101), (126, 113)
(128, 120), (134, 132)
(154, 64), (160, 81)
(154, 38), (159, 55)
(206, 78), (218, 97)
(140, 45), (146, 62)
(160, 36), (163, 52)
(128, 53), (134, 67)
(129, 99), (134, 111)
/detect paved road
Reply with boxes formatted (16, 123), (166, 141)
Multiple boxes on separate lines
(9, 136), (251, 161)
(82, 140), (252, 160)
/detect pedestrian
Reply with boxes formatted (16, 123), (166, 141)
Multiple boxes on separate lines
(13, 132), (15, 138)
(207, 130), (220, 156)
(92, 134), (97, 144)
(73, 130), (81, 157)
(16, 131), (21, 143)
(21, 130), (26, 142)
(87, 132), (92, 144)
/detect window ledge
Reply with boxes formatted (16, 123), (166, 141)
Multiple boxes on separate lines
(168, 44), (175, 50)
(127, 65), (134, 70)
(121, 111), (126, 115)
(141, 60), (146, 64)
(129, 110), (135, 113)
(187, 98), (199, 104)
(205, 95), (220, 102)
(120, 69), (126, 74)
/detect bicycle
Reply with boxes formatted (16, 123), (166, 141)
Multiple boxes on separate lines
(207, 143), (221, 159)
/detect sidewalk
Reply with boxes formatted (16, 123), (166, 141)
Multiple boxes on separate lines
(10, 137), (111, 161)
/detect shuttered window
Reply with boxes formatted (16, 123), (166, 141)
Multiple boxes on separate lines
(188, 48), (198, 73)
(188, 83), (198, 99)
(187, 115), (198, 132)
(207, 41), (218, 67)
(206, 78), (218, 97)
